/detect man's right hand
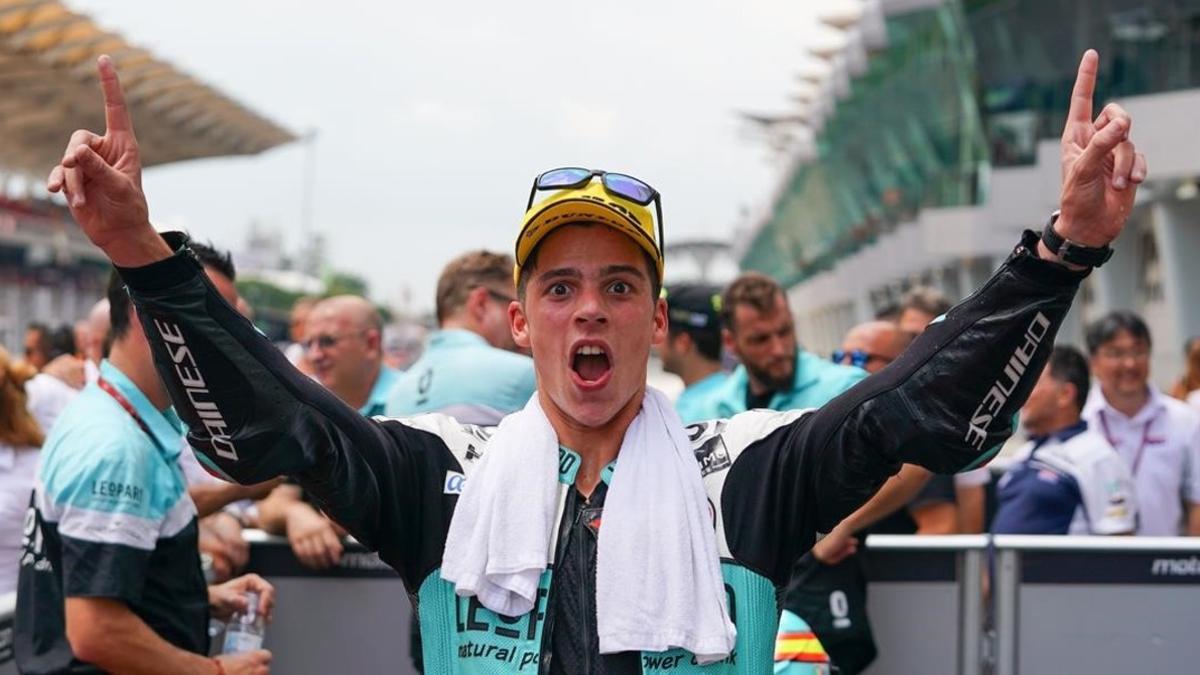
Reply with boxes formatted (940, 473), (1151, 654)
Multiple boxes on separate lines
(286, 503), (344, 569)
(46, 55), (170, 268)
(214, 650), (272, 675)
(811, 526), (858, 566)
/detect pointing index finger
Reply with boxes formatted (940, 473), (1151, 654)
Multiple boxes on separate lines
(97, 54), (134, 135)
(1066, 49), (1099, 126)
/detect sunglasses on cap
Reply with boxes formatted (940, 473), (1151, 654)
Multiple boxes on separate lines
(526, 167), (665, 250)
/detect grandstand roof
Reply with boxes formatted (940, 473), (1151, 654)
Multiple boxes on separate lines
(0, 0), (294, 177)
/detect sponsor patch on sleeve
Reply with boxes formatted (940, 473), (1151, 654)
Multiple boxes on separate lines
(444, 471), (466, 495)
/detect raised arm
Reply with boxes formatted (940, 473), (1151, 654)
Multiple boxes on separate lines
(722, 51), (1146, 582)
(45, 57), (453, 582)
(808, 49), (1144, 483)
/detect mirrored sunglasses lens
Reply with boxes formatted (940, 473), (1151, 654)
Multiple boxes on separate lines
(538, 168), (592, 189)
(604, 173), (654, 204)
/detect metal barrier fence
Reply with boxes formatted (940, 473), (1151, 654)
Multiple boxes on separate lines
(860, 535), (987, 674)
(2, 535), (1197, 673)
(861, 534), (1200, 675)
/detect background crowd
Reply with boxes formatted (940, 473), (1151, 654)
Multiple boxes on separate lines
(4, 231), (1199, 673)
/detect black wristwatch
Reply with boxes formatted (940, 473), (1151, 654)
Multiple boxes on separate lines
(1040, 211), (1114, 268)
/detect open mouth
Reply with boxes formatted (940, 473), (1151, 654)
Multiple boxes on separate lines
(571, 344), (612, 385)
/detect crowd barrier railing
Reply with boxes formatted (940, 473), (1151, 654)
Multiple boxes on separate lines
(859, 535), (987, 675)
(988, 535), (1200, 675)
(235, 531), (1200, 675)
(7, 534), (1197, 674)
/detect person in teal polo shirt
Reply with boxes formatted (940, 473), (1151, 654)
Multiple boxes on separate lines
(17, 261), (274, 675)
(386, 250), (535, 426)
(713, 272), (865, 418)
(709, 272), (864, 675)
(657, 283), (728, 424)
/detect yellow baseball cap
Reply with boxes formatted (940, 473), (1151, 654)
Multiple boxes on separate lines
(514, 177), (664, 285)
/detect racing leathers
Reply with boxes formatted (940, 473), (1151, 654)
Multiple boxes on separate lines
(118, 230), (1084, 673)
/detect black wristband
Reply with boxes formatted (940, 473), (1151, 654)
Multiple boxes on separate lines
(1040, 212), (1114, 268)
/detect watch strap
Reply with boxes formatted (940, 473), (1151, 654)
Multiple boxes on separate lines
(1041, 212), (1114, 267)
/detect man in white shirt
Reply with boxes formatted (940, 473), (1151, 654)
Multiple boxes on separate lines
(1082, 311), (1200, 536)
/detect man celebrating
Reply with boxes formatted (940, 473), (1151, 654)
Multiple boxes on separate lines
(41, 51), (1142, 673)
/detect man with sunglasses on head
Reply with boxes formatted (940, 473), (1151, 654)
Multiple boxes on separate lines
(46, 51), (1144, 673)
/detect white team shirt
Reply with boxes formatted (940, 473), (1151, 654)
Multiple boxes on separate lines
(1083, 386), (1200, 536)
(1001, 426), (1137, 534)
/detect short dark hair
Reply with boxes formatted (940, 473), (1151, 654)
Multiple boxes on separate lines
(900, 286), (951, 318)
(48, 325), (75, 360)
(516, 223), (661, 302)
(1046, 345), (1090, 412)
(107, 269), (132, 341)
(108, 238), (236, 343)
(190, 239), (236, 282)
(665, 283), (723, 362)
(25, 322), (50, 347)
(720, 272), (784, 332)
(1085, 310), (1152, 355)
(669, 325), (722, 362)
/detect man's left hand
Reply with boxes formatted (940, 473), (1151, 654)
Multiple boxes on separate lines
(209, 573), (276, 623)
(1052, 49), (1148, 260)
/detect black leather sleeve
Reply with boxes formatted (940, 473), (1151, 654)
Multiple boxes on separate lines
(722, 231), (1088, 585)
(117, 233), (460, 587)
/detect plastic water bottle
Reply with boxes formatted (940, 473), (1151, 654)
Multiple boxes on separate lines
(222, 591), (265, 653)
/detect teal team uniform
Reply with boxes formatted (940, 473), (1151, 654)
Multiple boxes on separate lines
(16, 360), (204, 673)
(696, 350), (865, 675)
(386, 329), (536, 424)
(676, 372), (729, 424)
(711, 350), (866, 418)
(361, 365), (402, 417)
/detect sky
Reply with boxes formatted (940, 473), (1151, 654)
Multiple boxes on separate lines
(65, 0), (825, 312)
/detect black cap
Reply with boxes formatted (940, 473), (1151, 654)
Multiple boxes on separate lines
(663, 283), (722, 334)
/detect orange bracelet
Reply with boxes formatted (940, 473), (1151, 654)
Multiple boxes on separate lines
(212, 657), (226, 675)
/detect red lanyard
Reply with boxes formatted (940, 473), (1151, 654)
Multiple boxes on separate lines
(97, 376), (167, 454)
(1097, 408), (1163, 477)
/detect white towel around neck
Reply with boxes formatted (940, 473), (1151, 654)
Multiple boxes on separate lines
(440, 388), (736, 663)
